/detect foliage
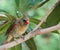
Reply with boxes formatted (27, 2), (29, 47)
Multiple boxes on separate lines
(0, 0), (60, 50)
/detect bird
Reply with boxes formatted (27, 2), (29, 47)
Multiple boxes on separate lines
(4, 14), (29, 44)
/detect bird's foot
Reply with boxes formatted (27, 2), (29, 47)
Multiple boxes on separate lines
(20, 36), (25, 39)
(14, 38), (18, 43)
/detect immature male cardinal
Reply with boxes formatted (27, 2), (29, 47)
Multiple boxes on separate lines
(4, 14), (29, 44)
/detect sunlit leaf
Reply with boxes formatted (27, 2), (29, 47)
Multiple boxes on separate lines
(42, 1), (60, 28)
(0, 0), (17, 17)
(18, 0), (46, 12)
(9, 44), (22, 50)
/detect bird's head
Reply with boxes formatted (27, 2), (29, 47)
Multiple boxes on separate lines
(19, 14), (29, 26)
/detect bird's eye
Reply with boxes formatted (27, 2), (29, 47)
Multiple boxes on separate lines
(23, 20), (26, 22)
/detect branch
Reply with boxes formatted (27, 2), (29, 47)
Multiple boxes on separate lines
(0, 0), (60, 50)
(0, 23), (60, 50)
(33, 0), (49, 9)
(33, 0), (60, 30)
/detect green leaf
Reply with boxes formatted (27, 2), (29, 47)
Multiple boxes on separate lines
(0, 35), (7, 45)
(19, 0), (44, 12)
(0, 21), (11, 35)
(30, 18), (40, 24)
(9, 44), (22, 50)
(25, 38), (37, 50)
(34, 33), (59, 50)
(0, 11), (16, 35)
(0, 17), (8, 21)
(25, 27), (37, 50)
(0, 21), (11, 45)
(42, 1), (60, 28)
(0, 0), (17, 17)
(29, 22), (37, 29)
(15, 0), (20, 10)
(40, 1), (60, 33)
(0, 15), (14, 45)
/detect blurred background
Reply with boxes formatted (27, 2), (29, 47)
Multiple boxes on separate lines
(0, 0), (60, 50)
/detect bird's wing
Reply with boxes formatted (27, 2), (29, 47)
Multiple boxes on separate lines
(5, 21), (16, 35)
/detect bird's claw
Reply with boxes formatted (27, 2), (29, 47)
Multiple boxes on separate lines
(21, 36), (25, 39)
(14, 38), (18, 43)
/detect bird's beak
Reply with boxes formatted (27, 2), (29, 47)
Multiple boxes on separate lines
(25, 21), (29, 25)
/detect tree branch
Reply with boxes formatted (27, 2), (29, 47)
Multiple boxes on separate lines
(33, 0), (60, 31)
(33, 0), (49, 9)
(0, 23), (60, 50)
(0, 0), (60, 50)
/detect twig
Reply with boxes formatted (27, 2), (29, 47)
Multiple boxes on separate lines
(33, 0), (49, 9)
(33, 0), (60, 31)
(0, 0), (60, 50)
(0, 23), (60, 50)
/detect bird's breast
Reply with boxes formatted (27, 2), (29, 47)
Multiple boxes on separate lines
(13, 25), (28, 38)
